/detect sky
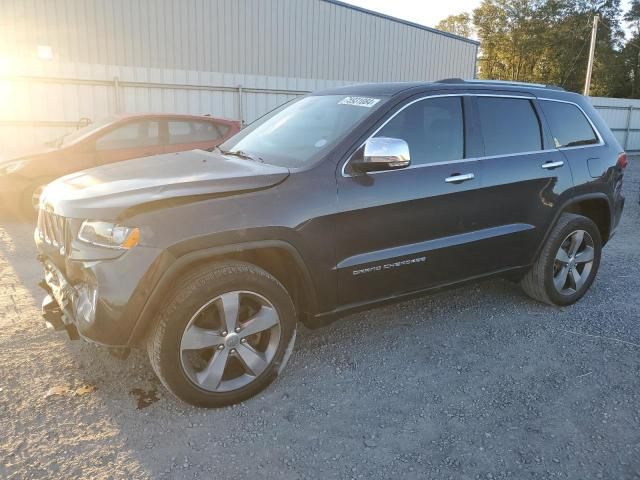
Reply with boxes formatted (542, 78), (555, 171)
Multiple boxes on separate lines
(342, 0), (482, 31)
(342, 0), (636, 38)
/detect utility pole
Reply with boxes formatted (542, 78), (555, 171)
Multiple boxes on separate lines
(584, 14), (599, 96)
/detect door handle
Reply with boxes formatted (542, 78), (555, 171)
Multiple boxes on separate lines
(445, 173), (475, 183)
(541, 161), (564, 169)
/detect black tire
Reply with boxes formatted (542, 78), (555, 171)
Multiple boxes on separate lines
(147, 261), (297, 407)
(521, 213), (602, 306)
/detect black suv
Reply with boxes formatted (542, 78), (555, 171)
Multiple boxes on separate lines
(36, 80), (627, 407)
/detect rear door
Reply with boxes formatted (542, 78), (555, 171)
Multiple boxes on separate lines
(335, 94), (486, 307)
(93, 119), (163, 164)
(537, 99), (605, 180)
(164, 119), (231, 153)
(468, 94), (574, 271)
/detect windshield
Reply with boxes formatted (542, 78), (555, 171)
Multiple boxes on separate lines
(46, 115), (117, 147)
(219, 94), (386, 168)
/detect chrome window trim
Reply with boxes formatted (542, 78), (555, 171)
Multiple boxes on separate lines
(537, 97), (605, 149)
(341, 93), (606, 178)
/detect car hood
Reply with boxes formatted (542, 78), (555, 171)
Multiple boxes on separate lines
(0, 145), (59, 165)
(40, 150), (290, 219)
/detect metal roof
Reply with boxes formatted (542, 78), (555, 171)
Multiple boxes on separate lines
(322, 0), (481, 46)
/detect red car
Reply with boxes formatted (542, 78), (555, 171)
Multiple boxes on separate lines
(0, 113), (241, 218)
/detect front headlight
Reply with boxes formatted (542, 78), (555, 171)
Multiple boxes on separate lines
(78, 221), (141, 249)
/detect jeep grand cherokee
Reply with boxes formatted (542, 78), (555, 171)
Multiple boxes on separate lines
(36, 79), (626, 407)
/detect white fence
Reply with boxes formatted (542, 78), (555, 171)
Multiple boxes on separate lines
(1, 61), (348, 157)
(3, 70), (640, 157)
(590, 96), (640, 152)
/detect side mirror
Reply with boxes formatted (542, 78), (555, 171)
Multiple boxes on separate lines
(351, 137), (411, 173)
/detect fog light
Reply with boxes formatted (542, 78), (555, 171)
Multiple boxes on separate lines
(74, 283), (97, 325)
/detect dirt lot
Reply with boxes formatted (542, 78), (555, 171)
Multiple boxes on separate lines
(1, 161), (639, 480)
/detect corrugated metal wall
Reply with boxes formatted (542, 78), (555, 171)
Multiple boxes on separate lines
(1, 0), (478, 81)
(590, 96), (640, 151)
(0, 0), (478, 155)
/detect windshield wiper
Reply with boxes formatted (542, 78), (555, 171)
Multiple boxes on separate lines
(219, 149), (264, 163)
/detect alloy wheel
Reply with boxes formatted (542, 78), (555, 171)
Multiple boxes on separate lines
(552, 229), (595, 296)
(180, 291), (281, 393)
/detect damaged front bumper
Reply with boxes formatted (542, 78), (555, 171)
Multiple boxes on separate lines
(41, 292), (79, 340)
(36, 238), (165, 348)
(39, 258), (92, 341)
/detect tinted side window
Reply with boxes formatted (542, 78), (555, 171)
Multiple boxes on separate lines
(95, 121), (160, 150)
(168, 121), (229, 145)
(374, 97), (464, 165)
(476, 97), (542, 156)
(539, 100), (598, 148)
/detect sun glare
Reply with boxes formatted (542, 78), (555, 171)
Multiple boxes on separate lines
(0, 54), (12, 76)
(0, 80), (12, 109)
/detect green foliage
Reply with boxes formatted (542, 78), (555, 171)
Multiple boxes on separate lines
(436, 13), (474, 38)
(623, 1), (640, 97)
(460, 0), (637, 97)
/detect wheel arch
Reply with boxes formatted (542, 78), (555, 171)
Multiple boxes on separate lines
(530, 192), (612, 268)
(560, 194), (612, 245)
(128, 240), (318, 346)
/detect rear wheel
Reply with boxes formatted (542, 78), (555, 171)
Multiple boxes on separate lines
(147, 261), (297, 407)
(521, 213), (601, 306)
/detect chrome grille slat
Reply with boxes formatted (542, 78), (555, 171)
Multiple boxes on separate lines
(44, 211), (54, 244)
(37, 210), (67, 254)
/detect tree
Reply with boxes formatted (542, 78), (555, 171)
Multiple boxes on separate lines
(472, 0), (548, 82)
(470, 0), (628, 97)
(436, 13), (474, 38)
(623, 0), (640, 97)
(625, 0), (640, 33)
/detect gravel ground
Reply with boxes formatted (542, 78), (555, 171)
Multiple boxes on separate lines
(1, 161), (639, 480)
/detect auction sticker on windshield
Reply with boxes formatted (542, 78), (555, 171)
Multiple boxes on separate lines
(338, 96), (380, 108)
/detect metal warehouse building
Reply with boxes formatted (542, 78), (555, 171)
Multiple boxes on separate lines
(0, 0), (479, 152)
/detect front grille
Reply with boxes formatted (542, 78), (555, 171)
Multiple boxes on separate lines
(37, 210), (68, 255)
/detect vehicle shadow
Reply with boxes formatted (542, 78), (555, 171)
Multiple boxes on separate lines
(0, 213), (43, 300)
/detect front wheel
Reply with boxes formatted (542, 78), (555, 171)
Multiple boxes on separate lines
(147, 261), (297, 407)
(521, 213), (602, 306)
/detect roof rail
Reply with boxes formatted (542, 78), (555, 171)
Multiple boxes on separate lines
(435, 78), (565, 91)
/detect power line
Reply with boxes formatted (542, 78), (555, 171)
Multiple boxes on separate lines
(563, 15), (640, 91)
(561, 17), (596, 87)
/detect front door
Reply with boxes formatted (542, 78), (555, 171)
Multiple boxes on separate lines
(335, 95), (485, 307)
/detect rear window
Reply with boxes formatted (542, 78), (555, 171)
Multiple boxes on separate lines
(539, 100), (599, 148)
(168, 120), (230, 145)
(477, 97), (542, 156)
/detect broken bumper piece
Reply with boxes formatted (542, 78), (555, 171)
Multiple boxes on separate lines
(38, 260), (91, 341)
